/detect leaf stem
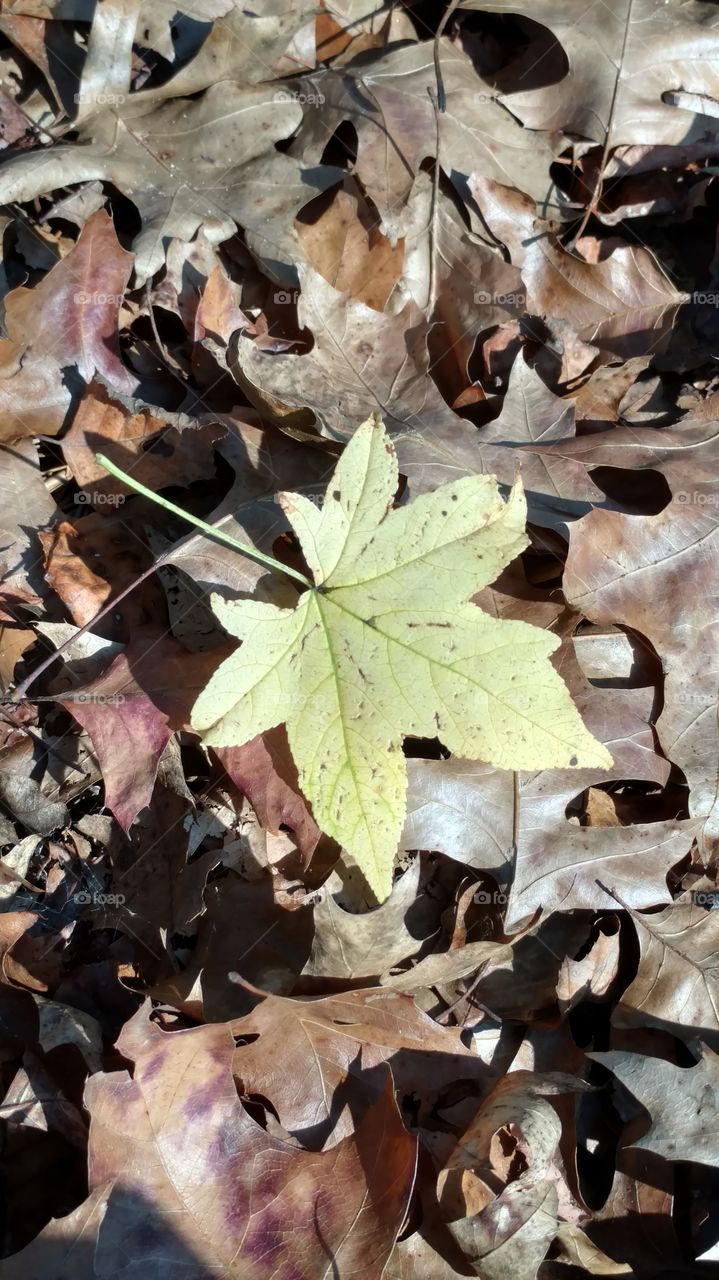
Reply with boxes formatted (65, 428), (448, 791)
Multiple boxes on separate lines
(10, 554), (170, 700)
(95, 453), (312, 589)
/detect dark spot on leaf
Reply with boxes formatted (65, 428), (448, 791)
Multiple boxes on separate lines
(569, 755), (578, 766)
(332, 489), (341, 501)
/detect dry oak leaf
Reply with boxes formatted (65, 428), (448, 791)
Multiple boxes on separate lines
(125, 0), (312, 96)
(393, 353), (605, 520)
(564, 496), (719, 857)
(613, 896), (719, 1038)
(232, 264), (468, 442)
(523, 413), (719, 505)
(301, 857), (437, 980)
(231, 984), (485, 1148)
(403, 672), (682, 929)
(290, 39), (558, 235)
(460, 0), (719, 150)
(520, 236), (687, 360)
(0, 85), (304, 285)
(591, 1045), (719, 1168)
(192, 415), (609, 900)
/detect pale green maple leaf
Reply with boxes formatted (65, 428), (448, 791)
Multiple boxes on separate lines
(192, 415), (611, 899)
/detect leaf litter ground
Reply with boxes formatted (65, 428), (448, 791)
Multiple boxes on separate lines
(1, 2), (719, 1276)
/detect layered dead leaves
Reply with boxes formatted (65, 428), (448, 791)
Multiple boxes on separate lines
(1, 0), (719, 1276)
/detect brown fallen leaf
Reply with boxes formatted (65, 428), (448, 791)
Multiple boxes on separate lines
(556, 917), (621, 1013)
(380, 939), (513, 994)
(296, 183), (404, 312)
(194, 261), (250, 345)
(233, 263), (467, 441)
(0, 83), (306, 285)
(591, 1044), (719, 1167)
(57, 630), (229, 829)
(468, 174), (538, 267)
(301, 858), (439, 981)
(39, 511), (165, 636)
(231, 983), (486, 1148)
(403, 658), (684, 928)
(471, 912), (595, 1025)
(614, 895), (719, 1038)
(133, 0), (316, 98)
(394, 352), (605, 520)
(462, 0), (719, 150)
(214, 726), (320, 868)
(529, 412), (719, 505)
(578, 1154), (682, 1275)
(564, 494), (719, 861)
(521, 236), (687, 359)
(0, 208), (136, 432)
(161, 871), (316, 1021)
(291, 40), (557, 235)
(78, 1012), (417, 1277)
(60, 379), (225, 502)
(397, 177), (527, 402)
(94, 744), (218, 981)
